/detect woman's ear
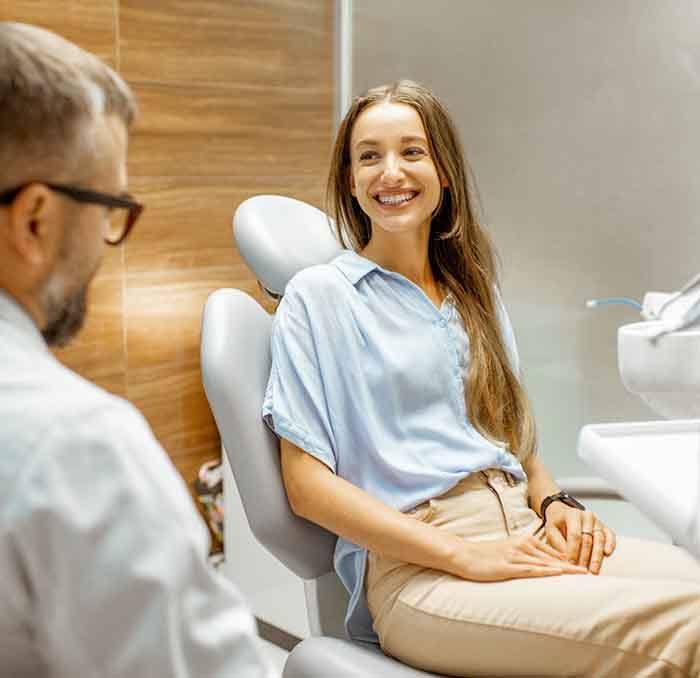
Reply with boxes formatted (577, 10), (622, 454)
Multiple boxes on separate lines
(439, 169), (449, 188)
(436, 161), (449, 188)
(349, 171), (356, 197)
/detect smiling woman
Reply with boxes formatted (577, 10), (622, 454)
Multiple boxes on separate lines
(327, 81), (534, 457)
(263, 80), (700, 677)
(350, 106), (445, 235)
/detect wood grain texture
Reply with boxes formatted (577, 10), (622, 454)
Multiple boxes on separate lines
(126, 359), (219, 462)
(0, 0), (117, 66)
(124, 176), (327, 275)
(128, 81), (333, 177)
(123, 263), (267, 472)
(5, 0), (335, 490)
(52, 271), (127, 398)
(120, 0), (333, 89)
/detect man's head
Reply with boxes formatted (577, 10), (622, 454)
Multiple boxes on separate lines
(0, 22), (137, 346)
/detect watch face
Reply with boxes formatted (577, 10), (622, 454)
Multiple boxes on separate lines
(561, 494), (585, 510)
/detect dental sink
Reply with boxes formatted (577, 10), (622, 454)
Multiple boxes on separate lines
(578, 291), (700, 559)
(618, 321), (700, 419)
(578, 420), (700, 558)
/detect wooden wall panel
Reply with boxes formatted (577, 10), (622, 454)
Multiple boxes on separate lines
(125, 176), (327, 275)
(2, 0), (335, 498)
(120, 0), (334, 487)
(128, 82), (333, 177)
(121, 176), (328, 477)
(0, 0), (117, 66)
(120, 0), (332, 89)
(54, 272), (127, 398)
(126, 361), (218, 477)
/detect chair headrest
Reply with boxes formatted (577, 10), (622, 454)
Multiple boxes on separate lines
(233, 195), (344, 297)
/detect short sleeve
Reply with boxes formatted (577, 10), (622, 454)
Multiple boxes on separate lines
(262, 284), (337, 473)
(494, 287), (521, 377)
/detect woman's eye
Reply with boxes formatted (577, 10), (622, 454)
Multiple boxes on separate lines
(404, 147), (425, 157)
(359, 151), (378, 161)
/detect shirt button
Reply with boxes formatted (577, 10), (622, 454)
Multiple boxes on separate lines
(439, 318), (447, 328)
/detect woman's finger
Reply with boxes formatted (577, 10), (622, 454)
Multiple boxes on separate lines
(513, 552), (559, 568)
(577, 511), (596, 569)
(603, 525), (617, 556)
(515, 553), (587, 574)
(524, 535), (567, 561)
(522, 539), (588, 575)
(516, 565), (566, 578)
(544, 525), (568, 555)
(565, 510), (584, 563)
(512, 563), (586, 578)
(517, 545), (564, 567)
(588, 521), (606, 574)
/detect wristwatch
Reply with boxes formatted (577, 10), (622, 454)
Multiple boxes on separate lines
(536, 492), (585, 532)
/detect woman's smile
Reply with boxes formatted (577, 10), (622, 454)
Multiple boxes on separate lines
(373, 190), (420, 210)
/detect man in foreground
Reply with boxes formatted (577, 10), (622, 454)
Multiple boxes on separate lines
(0, 22), (271, 677)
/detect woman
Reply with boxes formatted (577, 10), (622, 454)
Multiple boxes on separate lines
(263, 81), (700, 676)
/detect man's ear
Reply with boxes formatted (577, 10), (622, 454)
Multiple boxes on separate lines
(7, 183), (60, 266)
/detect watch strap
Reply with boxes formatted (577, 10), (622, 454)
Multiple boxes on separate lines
(536, 492), (585, 533)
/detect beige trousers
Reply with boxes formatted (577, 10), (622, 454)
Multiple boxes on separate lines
(366, 469), (700, 677)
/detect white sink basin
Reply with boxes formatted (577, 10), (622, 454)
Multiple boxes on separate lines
(578, 420), (700, 558)
(618, 321), (700, 418)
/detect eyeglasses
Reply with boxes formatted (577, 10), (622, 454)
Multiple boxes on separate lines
(0, 182), (143, 246)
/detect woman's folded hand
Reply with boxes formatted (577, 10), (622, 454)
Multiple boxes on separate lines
(451, 534), (588, 582)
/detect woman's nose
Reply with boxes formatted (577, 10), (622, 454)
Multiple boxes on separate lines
(381, 153), (404, 182)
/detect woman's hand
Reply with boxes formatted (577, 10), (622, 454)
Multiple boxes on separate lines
(543, 504), (616, 574)
(452, 534), (588, 582)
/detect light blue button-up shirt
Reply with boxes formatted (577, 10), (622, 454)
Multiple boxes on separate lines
(262, 250), (526, 642)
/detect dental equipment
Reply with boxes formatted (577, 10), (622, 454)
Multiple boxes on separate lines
(579, 271), (700, 560)
(586, 297), (643, 312)
(588, 269), (700, 341)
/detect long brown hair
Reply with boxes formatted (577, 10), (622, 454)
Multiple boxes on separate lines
(326, 80), (536, 463)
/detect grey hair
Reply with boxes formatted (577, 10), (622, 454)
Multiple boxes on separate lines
(0, 22), (136, 191)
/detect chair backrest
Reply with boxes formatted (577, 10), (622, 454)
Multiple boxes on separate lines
(234, 194), (343, 296)
(201, 196), (344, 580)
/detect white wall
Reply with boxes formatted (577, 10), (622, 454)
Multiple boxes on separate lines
(352, 0), (700, 536)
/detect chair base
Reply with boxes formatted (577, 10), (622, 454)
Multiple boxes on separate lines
(283, 636), (445, 678)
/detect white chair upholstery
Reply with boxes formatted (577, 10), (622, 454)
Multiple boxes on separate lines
(233, 194), (343, 297)
(201, 195), (624, 678)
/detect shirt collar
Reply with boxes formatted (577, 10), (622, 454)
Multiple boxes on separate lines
(331, 250), (455, 307)
(331, 249), (379, 286)
(0, 289), (48, 352)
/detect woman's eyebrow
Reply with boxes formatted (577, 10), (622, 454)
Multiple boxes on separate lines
(355, 139), (380, 149)
(355, 135), (428, 149)
(400, 135), (428, 144)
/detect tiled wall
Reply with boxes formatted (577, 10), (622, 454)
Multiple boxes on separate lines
(2, 1), (334, 486)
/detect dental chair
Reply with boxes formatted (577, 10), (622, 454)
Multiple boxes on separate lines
(200, 195), (624, 678)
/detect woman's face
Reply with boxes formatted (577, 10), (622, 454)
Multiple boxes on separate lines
(349, 102), (445, 239)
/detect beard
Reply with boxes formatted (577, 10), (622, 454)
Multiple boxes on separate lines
(41, 278), (89, 347)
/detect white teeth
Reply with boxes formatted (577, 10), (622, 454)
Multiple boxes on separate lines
(377, 192), (417, 205)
